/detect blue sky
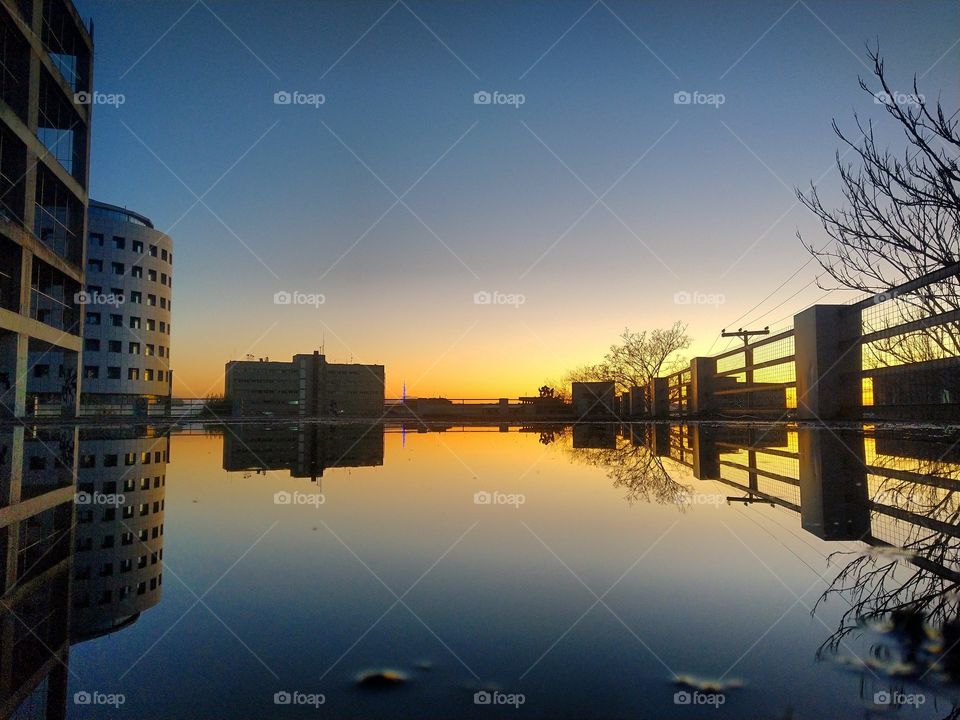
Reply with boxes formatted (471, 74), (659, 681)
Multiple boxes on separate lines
(73, 0), (960, 396)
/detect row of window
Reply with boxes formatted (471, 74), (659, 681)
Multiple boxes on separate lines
(77, 525), (164, 552)
(85, 312), (171, 334)
(86, 284), (171, 310)
(84, 338), (169, 357)
(90, 232), (172, 264)
(79, 450), (167, 467)
(87, 257), (172, 287)
(77, 499), (164, 524)
(82, 366), (168, 382)
(73, 574), (163, 608)
(78, 475), (165, 490)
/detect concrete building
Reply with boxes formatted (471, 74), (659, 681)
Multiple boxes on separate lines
(70, 429), (166, 641)
(571, 381), (616, 417)
(77, 200), (174, 415)
(225, 352), (385, 417)
(0, 0), (93, 419)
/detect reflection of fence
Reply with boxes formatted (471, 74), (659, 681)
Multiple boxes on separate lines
(646, 263), (960, 421)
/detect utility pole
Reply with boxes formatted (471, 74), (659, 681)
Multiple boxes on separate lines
(721, 326), (770, 412)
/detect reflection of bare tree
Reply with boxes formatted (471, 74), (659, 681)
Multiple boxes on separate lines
(814, 453), (960, 720)
(567, 437), (692, 507)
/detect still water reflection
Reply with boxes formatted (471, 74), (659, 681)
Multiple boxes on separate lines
(2, 421), (960, 718)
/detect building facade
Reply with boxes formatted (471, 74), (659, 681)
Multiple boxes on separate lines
(225, 352), (384, 417)
(78, 200), (173, 414)
(0, 0), (93, 418)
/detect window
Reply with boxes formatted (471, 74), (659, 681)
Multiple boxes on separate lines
(160, 297), (167, 309)
(144, 369), (154, 381)
(104, 454), (118, 467)
(161, 248), (168, 261)
(130, 291), (141, 303)
(147, 294), (156, 306)
(159, 321), (166, 333)
(129, 342), (140, 354)
(84, 338), (100, 352)
(85, 312), (100, 326)
(124, 452), (136, 466)
(149, 244), (158, 257)
(123, 478), (135, 492)
(107, 366), (121, 379)
(131, 265), (143, 278)
(102, 508), (116, 522)
(79, 454), (95, 468)
(111, 314), (123, 327)
(89, 232), (104, 246)
(128, 368), (139, 380)
(113, 236), (125, 250)
(87, 258), (102, 272)
(157, 370), (164, 382)
(161, 273), (168, 285)
(146, 319), (155, 331)
(148, 269), (157, 282)
(108, 340), (121, 353)
(32, 364), (49, 378)
(145, 344), (155, 356)
(87, 284), (101, 295)
(129, 316), (141, 329)
(111, 262), (124, 275)
(122, 506), (133, 519)
(101, 534), (114, 548)
(132, 240), (143, 253)
(141, 452), (152, 465)
(83, 365), (98, 379)
(158, 346), (165, 357)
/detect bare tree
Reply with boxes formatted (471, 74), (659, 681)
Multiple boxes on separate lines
(565, 322), (691, 393)
(798, 46), (959, 294)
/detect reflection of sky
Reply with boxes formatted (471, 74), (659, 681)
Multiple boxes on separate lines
(64, 428), (952, 718)
(70, 0), (960, 398)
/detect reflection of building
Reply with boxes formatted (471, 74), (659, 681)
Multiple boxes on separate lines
(222, 423), (384, 479)
(0, 0), (93, 419)
(77, 201), (174, 416)
(0, 426), (77, 718)
(70, 429), (167, 641)
(225, 352), (384, 417)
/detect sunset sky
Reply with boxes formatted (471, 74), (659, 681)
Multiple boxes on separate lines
(74, 0), (959, 398)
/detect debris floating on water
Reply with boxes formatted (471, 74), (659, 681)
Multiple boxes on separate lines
(672, 674), (743, 692)
(356, 669), (408, 688)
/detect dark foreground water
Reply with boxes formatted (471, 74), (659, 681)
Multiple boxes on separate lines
(5, 422), (960, 719)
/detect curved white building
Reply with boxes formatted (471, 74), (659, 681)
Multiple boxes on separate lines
(80, 200), (173, 414)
